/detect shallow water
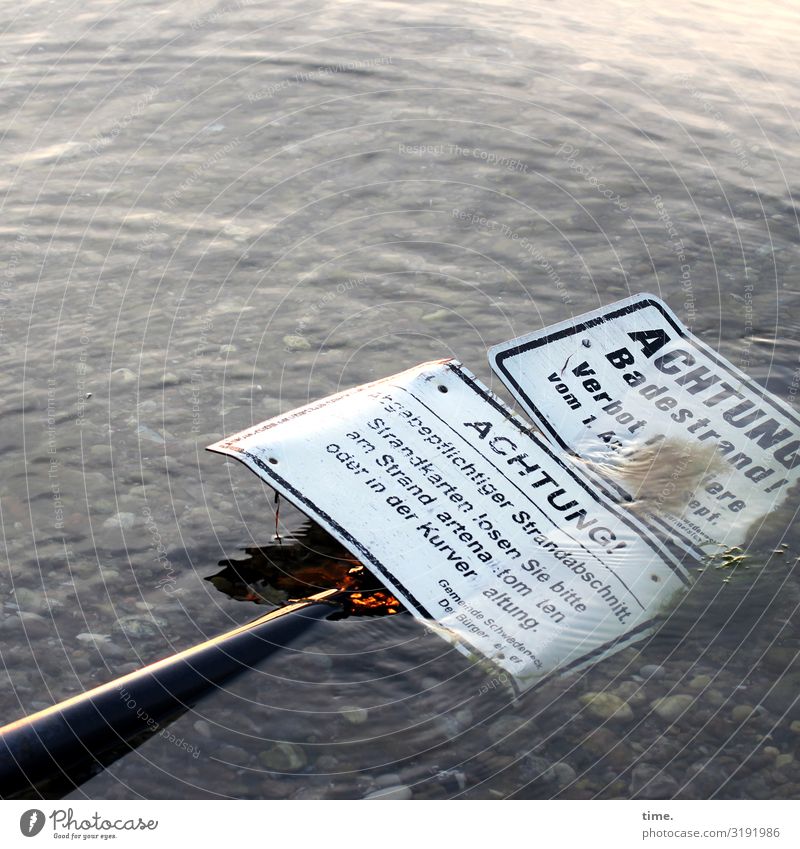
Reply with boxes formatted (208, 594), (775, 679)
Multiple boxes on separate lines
(1, 0), (799, 799)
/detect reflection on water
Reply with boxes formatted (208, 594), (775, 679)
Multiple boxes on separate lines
(207, 522), (403, 615)
(1, 0), (799, 798)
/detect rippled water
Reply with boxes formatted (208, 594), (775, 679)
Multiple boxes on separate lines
(2, 0), (799, 799)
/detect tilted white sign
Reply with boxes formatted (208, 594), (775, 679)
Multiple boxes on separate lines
(208, 360), (689, 690)
(489, 294), (800, 553)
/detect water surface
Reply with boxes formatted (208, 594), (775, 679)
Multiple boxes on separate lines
(1, 0), (799, 799)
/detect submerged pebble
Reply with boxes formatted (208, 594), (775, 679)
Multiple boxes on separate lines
(103, 512), (136, 530)
(282, 335), (311, 352)
(372, 772), (403, 789)
(258, 742), (307, 772)
(76, 632), (109, 643)
(339, 706), (369, 725)
(519, 755), (559, 785)
(364, 784), (412, 800)
(613, 680), (648, 705)
(218, 745), (249, 766)
(731, 704), (756, 722)
(112, 614), (168, 638)
(630, 763), (680, 798)
(640, 664), (666, 680)
(651, 695), (694, 722)
(435, 768), (468, 793)
(15, 612), (51, 638)
(549, 762), (577, 788)
(193, 720), (213, 739)
(580, 692), (634, 723)
(12, 587), (50, 612)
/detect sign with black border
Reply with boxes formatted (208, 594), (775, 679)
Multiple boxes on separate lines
(489, 293), (800, 553)
(209, 359), (690, 690)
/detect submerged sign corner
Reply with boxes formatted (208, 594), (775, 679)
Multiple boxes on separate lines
(488, 293), (800, 552)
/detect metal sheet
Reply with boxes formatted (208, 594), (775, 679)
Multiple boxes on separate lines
(208, 359), (689, 690)
(489, 293), (800, 553)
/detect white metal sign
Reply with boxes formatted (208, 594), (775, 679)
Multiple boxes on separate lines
(209, 360), (689, 690)
(489, 294), (800, 552)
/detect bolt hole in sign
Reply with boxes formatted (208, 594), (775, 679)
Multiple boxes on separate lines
(208, 360), (689, 691)
(488, 293), (800, 557)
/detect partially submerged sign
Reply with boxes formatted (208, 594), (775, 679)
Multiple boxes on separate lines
(209, 360), (689, 690)
(489, 294), (800, 552)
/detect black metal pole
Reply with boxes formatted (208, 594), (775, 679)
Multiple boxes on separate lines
(0, 591), (343, 799)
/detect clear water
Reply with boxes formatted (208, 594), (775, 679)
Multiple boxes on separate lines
(1, 0), (799, 799)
